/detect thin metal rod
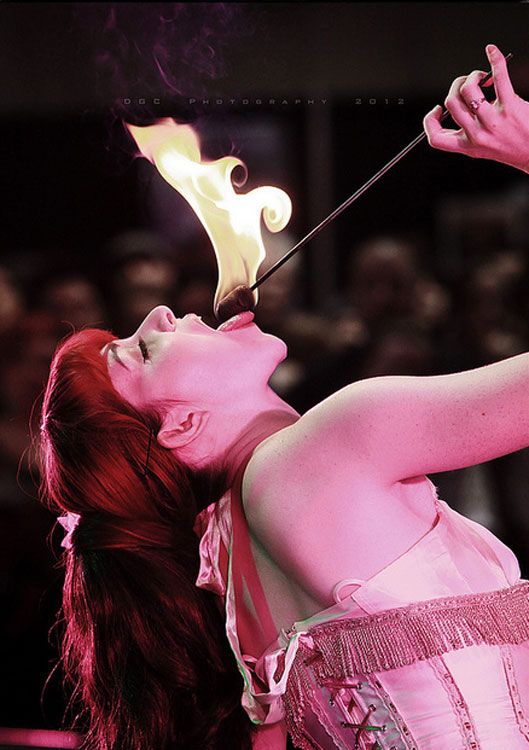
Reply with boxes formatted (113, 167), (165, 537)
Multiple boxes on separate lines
(251, 52), (513, 291)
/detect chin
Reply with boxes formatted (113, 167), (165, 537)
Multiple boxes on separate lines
(263, 330), (288, 363)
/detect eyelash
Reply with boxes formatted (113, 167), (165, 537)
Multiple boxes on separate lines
(138, 338), (150, 362)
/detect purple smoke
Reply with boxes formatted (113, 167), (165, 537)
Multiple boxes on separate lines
(72, 3), (252, 125)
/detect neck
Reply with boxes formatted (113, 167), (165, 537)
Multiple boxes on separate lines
(223, 406), (300, 487)
(184, 386), (300, 484)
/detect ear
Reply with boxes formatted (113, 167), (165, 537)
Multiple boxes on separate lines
(157, 407), (210, 450)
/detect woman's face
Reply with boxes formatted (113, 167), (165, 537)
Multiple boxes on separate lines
(103, 305), (287, 411)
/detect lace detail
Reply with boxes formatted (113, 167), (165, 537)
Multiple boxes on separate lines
(283, 582), (529, 749)
(308, 685), (354, 750)
(429, 656), (481, 749)
(501, 644), (529, 741)
(285, 657), (420, 749)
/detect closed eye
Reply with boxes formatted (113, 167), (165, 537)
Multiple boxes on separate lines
(138, 338), (150, 362)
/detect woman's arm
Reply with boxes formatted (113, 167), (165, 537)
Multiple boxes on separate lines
(256, 45), (529, 495)
(290, 352), (529, 487)
(423, 44), (529, 173)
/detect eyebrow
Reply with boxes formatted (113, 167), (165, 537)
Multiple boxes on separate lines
(105, 342), (130, 371)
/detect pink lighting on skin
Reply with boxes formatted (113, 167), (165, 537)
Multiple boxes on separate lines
(105, 305), (298, 475)
(105, 305), (287, 410)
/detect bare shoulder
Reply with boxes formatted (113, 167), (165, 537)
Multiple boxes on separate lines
(247, 354), (529, 495)
(243, 386), (380, 500)
(243, 415), (435, 521)
(242, 417), (438, 604)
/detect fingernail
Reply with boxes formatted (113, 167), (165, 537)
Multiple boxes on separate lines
(486, 44), (497, 55)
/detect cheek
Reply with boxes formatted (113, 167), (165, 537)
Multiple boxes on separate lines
(145, 343), (225, 401)
(108, 366), (147, 409)
(145, 333), (286, 402)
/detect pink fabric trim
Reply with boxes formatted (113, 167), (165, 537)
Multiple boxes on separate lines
(194, 475), (527, 732)
(297, 581), (529, 679)
(429, 656), (480, 748)
(501, 644), (529, 741)
(283, 583), (529, 749)
(194, 494), (231, 597)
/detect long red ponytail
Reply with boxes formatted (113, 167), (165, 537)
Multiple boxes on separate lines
(39, 328), (257, 749)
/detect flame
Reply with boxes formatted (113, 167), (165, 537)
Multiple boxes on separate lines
(125, 118), (292, 312)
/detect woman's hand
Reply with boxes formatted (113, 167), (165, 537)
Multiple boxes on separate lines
(423, 44), (529, 174)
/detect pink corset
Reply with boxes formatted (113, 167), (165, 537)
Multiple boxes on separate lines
(194, 474), (529, 749)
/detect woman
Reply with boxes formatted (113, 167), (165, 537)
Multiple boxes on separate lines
(40, 45), (529, 750)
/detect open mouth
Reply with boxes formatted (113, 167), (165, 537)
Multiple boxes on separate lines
(217, 311), (255, 332)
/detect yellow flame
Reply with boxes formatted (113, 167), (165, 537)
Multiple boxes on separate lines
(126, 118), (292, 312)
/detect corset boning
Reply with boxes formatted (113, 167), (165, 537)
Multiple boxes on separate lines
(281, 582), (529, 750)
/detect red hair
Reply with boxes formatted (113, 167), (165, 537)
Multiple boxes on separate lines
(39, 328), (256, 749)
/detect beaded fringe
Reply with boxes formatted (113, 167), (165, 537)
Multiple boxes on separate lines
(282, 581), (529, 749)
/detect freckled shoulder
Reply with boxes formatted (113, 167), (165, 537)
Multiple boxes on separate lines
(240, 416), (379, 539)
(242, 423), (302, 506)
(239, 418), (438, 610)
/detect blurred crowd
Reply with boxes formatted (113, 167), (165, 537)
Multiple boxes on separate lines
(3, 222), (529, 728)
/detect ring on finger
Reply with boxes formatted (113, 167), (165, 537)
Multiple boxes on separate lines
(467, 96), (486, 112)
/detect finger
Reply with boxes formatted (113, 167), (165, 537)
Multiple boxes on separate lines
(459, 69), (495, 128)
(423, 104), (467, 154)
(485, 44), (515, 104)
(462, 69), (489, 95)
(444, 75), (479, 131)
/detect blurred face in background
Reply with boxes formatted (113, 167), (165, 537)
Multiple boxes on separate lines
(112, 257), (179, 335)
(348, 238), (418, 326)
(41, 276), (106, 331)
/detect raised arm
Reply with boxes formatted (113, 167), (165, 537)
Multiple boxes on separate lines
(253, 45), (529, 497)
(423, 43), (529, 174)
(290, 352), (529, 487)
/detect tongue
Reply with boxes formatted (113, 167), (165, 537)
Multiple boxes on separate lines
(217, 311), (255, 332)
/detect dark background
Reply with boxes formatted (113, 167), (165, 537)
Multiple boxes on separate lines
(2, 3), (529, 295)
(2, 2), (529, 745)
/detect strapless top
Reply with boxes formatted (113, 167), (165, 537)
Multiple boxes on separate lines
(193, 476), (529, 749)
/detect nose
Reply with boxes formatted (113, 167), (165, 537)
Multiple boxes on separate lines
(137, 305), (177, 336)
